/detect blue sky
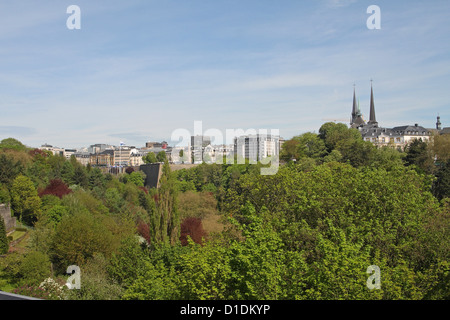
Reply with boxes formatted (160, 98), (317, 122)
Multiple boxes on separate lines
(1, 0), (449, 148)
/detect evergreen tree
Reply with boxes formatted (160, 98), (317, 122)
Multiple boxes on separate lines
(151, 160), (180, 245)
(433, 160), (450, 200)
(0, 215), (8, 254)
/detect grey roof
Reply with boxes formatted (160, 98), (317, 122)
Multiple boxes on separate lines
(440, 127), (450, 135)
(391, 125), (430, 135)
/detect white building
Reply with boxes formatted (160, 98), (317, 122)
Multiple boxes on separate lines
(234, 134), (280, 163)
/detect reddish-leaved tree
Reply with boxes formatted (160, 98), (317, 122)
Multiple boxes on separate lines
(137, 221), (151, 244)
(38, 179), (72, 199)
(179, 217), (207, 246)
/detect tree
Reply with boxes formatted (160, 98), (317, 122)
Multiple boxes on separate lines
(108, 237), (150, 289)
(19, 251), (52, 286)
(10, 175), (41, 225)
(404, 138), (433, 173)
(280, 139), (300, 162)
(179, 217), (207, 246)
(295, 132), (327, 160)
(50, 211), (116, 270)
(0, 154), (23, 185)
(127, 171), (145, 187)
(0, 183), (10, 205)
(338, 138), (376, 167)
(179, 149), (185, 164)
(0, 216), (9, 254)
(143, 152), (157, 164)
(88, 167), (106, 190)
(0, 138), (27, 152)
(125, 167), (134, 174)
(156, 151), (167, 163)
(318, 122), (361, 152)
(150, 161), (180, 245)
(72, 164), (89, 188)
(431, 134), (450, 164)
(433, 160), (450, 200)
(38, 179), (72, 199)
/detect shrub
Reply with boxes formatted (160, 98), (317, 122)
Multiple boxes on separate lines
(12, 284), (49, 299)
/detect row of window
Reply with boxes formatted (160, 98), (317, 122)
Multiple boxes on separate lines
(365, 137), (428, 143)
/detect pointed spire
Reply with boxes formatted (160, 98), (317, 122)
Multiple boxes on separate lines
(368, 79), (378, 126)
(351, 84), (357, 120)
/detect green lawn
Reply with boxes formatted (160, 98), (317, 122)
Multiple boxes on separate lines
(9, 230), (26, 242)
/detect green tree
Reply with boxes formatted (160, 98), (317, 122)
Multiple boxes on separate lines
(0, 183), (10, 205)
(295, 132), (327, 160)
(404, 138), (432, 173)
(156, 151), (167, 163)
(0, 154), (23, 186)
(0, 216), (9, 254)
(88, 167), (106, 190)
(72, 164), (89, 188)
(433, 160), (450, 200)
(431, 134), (450, 164)
(19, 251), (52, 286)
(127, 171), (145, 187)
(280, 139), (300, 162)
(318, 122), (361, 152)
(50, 211), (116, 270)
(142, 152), (157, 164)
(10, 175), (41, 225)
(0, 138), (28, 152)
(108, 236), (150, 289)
(151, 161), (180, 245)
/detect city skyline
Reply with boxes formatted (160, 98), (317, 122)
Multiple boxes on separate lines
(1, 0), (449, 149)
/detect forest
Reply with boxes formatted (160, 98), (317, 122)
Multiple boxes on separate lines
(0, 122), (448, 300)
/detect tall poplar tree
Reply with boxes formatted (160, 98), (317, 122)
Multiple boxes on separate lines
(0, 216), (8, 254)
(152, 160), (180, 245)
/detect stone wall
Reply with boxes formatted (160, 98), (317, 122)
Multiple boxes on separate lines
(139, 163), (163, 188)
(0, 204), (16, 232)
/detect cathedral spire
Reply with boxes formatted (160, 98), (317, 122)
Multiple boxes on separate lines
(351, 84), (357, 120)
(368, 79), (378, 126)
(350, 84), (365, 128)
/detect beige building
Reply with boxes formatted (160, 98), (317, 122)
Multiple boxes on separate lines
(114, 147), (131, 166)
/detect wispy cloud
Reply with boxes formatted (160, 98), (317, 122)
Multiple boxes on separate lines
(0, 1), (449, 148)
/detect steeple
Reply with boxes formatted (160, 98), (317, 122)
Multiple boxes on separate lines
(436, 115), (441, 130)
(350, 84), (365, 128)
(368, 80), (378, 127)
(351, 84), (357, 121)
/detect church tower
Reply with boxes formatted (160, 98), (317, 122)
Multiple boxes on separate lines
(367, 80), (378, 127)
(436, 115), (442, 130)
(350, 84), (365, 128)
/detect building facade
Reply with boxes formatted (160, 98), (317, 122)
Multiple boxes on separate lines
(234, 133), (280, 163)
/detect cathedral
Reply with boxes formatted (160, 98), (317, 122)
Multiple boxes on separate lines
(349, 82), (434, 149)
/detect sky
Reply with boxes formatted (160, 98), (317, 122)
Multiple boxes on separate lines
(1, 0), (449, 149)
